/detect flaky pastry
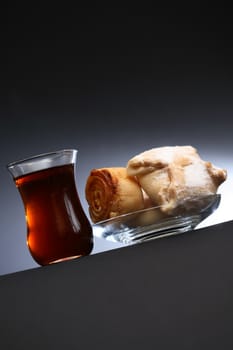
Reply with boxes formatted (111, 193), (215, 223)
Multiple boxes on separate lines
(126, 145), (227, 214)
(85, 167), (148, 223)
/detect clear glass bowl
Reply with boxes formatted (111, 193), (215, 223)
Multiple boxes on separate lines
(92, 194), (221, 244)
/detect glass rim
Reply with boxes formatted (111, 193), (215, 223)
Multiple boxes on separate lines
(7, 149), (78, 178)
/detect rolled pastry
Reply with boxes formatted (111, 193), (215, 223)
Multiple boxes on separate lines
(85, 167), (147, 223)
(126, 145), (227, 215)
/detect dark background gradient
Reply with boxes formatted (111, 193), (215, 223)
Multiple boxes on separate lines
(1, 3), (233, 275)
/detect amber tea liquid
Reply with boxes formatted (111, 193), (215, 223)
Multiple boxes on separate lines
(15, 164), (93, 266)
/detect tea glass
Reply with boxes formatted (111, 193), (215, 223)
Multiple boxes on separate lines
(7, 149), (93, 266)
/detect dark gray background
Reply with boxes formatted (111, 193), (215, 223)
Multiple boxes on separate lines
(1, 3), (233, 275)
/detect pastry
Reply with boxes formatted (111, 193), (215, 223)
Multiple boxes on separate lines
(126, 145), (227, 215)
(85, 167), (147, 223)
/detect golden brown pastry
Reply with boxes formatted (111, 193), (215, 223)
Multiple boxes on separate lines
(126, 145), (227, 215)
(85, 167), (147, 223)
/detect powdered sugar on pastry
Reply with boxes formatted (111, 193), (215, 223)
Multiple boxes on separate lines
(126, 145), (227, 215)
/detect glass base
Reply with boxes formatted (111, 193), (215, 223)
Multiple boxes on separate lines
(48, 254), (83, 264)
